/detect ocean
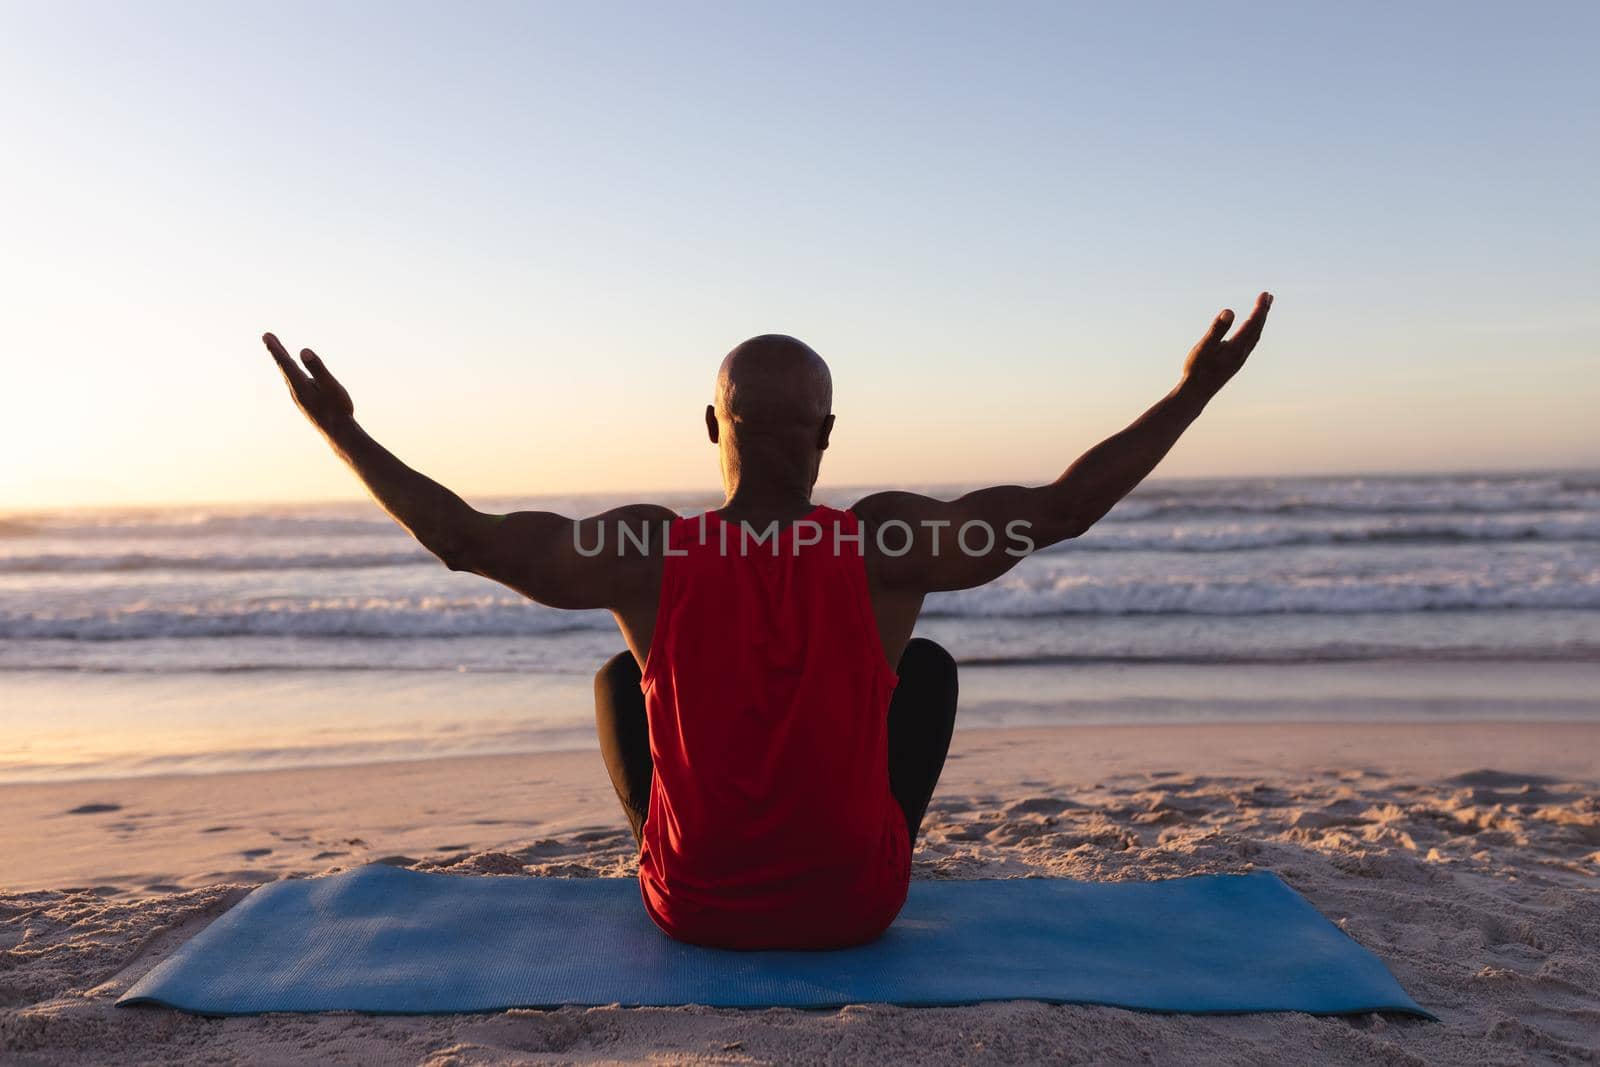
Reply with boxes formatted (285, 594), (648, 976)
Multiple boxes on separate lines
(4, 471), (1598, 781)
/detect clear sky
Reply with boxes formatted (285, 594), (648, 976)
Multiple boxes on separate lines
(3, 1), (1596, 510)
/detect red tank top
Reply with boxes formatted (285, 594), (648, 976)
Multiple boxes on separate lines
(637, 504), (910, 949)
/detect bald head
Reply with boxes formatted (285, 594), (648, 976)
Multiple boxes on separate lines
(707, 335), (835, 499)
(714, 335), (832, 427)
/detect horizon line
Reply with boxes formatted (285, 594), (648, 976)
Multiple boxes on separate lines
(4, 463), (1595, 518)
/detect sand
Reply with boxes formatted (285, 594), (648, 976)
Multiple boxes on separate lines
(2, 722), (1597, 1065)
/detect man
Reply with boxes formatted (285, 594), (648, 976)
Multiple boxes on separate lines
(264, 290), (1272, 949)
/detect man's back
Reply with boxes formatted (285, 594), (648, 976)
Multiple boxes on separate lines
(637, 506), (910, 949)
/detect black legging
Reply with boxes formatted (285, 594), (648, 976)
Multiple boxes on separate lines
(594, 637), (959, 848)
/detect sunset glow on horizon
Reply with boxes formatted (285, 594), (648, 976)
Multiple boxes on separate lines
(4, 2), (1596, 513)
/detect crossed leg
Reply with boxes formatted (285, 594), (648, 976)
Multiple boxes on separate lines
(593, 651), (653, 843)
(593, 637), (960, 847)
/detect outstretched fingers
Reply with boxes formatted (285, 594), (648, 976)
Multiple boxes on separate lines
(300, 348), (336, 384)
(1198, 308), (1235, 350)
(263, 333), (310, 387)
(300, 348), (352, 410)
(1228, 291), (1274, 351)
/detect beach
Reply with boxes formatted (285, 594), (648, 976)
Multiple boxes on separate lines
(4, 720), (1597, 1065)
(8, 0), (1597, 1058)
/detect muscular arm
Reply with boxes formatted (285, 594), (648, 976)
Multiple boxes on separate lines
(857, 292), (1273, 594)
(262, 334), (670, 612)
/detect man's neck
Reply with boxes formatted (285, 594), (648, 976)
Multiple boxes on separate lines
(718, 482), (816, 524)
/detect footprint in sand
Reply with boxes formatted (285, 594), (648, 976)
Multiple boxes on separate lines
(200, 869), (277, 885)
(65, 803), (122, 815)
(241, 848), (273, 859)
(517, 839), (586, 860)
(1003, 796), (1079, 817)
(1450, 768), (1559, 789)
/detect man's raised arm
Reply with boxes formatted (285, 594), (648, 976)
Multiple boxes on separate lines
(855, 292), (1273, 593)
(262, 334), (670, 611)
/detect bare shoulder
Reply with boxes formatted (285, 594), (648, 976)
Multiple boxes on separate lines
(595, 502), (679, 531)
(570, 503), (680, 560)
(850, 485), (1041, 594)
(481, 503), (676, 547)
(849, 490), (944, 526)
(468, 503), (679, 611)
(608, 503), (680, 523)
(848, 491), (946, 595)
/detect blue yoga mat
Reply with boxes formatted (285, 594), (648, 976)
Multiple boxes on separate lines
(118, 865), (1429, 1017)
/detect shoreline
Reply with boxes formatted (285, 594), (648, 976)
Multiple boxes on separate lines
(6, 658), (1598, 786)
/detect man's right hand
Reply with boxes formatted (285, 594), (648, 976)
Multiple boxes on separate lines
(263, 333), (357, 440)
(1180, 291), (1274, 396)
